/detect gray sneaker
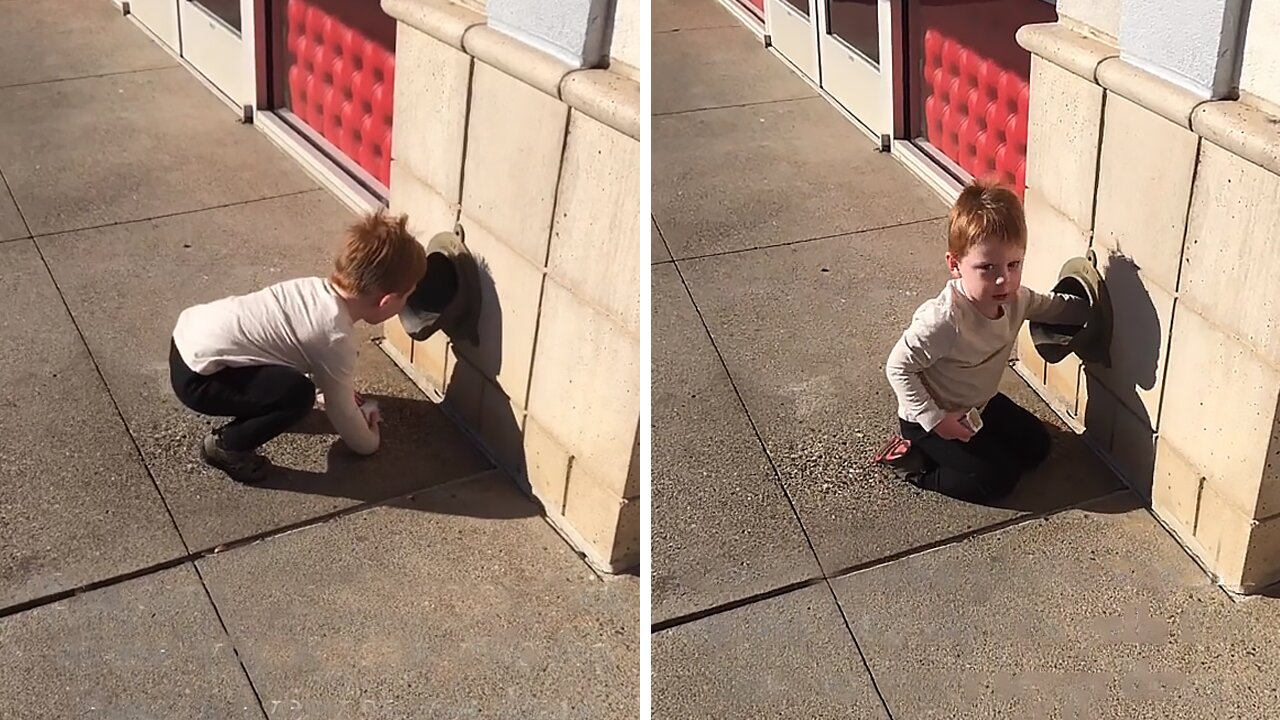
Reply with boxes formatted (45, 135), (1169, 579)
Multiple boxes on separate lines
(200, 433), (268, 484)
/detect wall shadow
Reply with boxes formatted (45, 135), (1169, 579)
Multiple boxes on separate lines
(987, 251), (1160, 515)
(1082, 251), (1162, 502)
(443, 254), (533, 498)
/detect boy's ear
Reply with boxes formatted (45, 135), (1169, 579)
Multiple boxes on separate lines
(945, 252), (961, 278)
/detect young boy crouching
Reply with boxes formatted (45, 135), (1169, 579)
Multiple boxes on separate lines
(876, 181), (1090, 503)
(169, 210), (426, 483)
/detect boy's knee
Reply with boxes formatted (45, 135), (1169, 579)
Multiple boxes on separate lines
(1025, 421), (1051, 469)
(285, 376), (316, 413)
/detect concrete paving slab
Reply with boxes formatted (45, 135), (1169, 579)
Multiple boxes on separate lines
(0, 0), (176, 90)
(652, 217), (671, 263)
(655, 0), (741, 32)
(652, 263), (819, 623)
(197, 472), (637, 719)
(0, 239), (185, 609)
(677, 221), (1122, 574)
(654, 97), (946, 258)
(832, 494), (1280, 718)
(0, 177), (26, 241)
(652, 584), (888, 719)
(654, 25), (814, 116)
(38, 193), (491, 551)
(0, 564), (260, 719)
(0, 67), (315, 237)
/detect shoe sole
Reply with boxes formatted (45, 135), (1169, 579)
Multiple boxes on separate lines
(200, 438), (268, 484)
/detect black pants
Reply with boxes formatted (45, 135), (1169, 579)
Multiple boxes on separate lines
(169, 339), (314, 452)
(900, 393), (1050, 503)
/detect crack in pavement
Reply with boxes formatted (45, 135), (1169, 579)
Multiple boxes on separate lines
(0, 64), (180, 92)
(655, 214), (896, 718)
(659, 215), (948, 264)
(0, 469), (497, 622)
(654, 94), (820, 118)
(21, 188), (324, 242)
(651, 487), (1136, 634)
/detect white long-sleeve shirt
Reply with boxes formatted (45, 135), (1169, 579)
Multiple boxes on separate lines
(886, 279), (1090, 432)
(172, 277), (380, 455)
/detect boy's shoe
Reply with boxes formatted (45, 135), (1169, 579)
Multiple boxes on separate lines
(873, 435), (928, 486)
(200, 433), (268, 484)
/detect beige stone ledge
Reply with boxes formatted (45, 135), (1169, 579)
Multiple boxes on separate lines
(1017, 22), (1118, 83)
(384, 0), (640, 140)
(1023, 20), (1280, 181)
(381, 0), (482, 51)
(561, 70), (640, 141)
(1193, 101), (1280, 179)
(464, 25), (573, 99)
(1096, 58), (1206, 129)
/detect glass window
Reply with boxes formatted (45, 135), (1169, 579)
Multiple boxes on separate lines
(906, 0), (1057, 196)
(827, 0), (879, 66)
(270, 0), (397, 188)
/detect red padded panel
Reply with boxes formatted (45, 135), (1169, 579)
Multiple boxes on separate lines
(285, 0), (395, 186)
(923, 28), (1029, 196)
(737, 0), (764, 18)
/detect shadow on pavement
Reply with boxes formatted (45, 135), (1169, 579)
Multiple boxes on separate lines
(256, 394), (529, 521)
(984, 423), (1142, 515)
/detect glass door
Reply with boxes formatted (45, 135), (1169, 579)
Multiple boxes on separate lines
(765, 0), (895, 140)
(817, 0), (893, 138)
(177, 0), (251, 105)
(129, 0), (182, 52)
(128, 0), (253, 108)
(767, 0), (820, 81)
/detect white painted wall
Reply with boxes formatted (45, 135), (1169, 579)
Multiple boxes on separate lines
(487, 0), (612, 67)
(1058, 0), (1120, 41)
(1240, 0), (1280, 109)
(609, 0), (639, 76)
(1119, 0), (1247, 98)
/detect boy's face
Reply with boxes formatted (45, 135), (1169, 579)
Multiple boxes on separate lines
(947, 238), (1024, 312)
(368, 289), (413, 324)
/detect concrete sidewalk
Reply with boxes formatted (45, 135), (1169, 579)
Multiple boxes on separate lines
(0, 2), (635, 718)
(651, 0), (1280, 717)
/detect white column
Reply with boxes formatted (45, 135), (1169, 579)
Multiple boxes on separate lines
(487, 0), (617, 68)
(1119, 0), (1249, 99)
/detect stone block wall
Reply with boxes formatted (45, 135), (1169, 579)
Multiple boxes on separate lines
(378, 0), (640, 573)
(1017, 22), (1280, 593)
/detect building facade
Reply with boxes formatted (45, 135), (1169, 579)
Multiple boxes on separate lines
(739, 0), (1280, 594)
(117, 0), (641, 574)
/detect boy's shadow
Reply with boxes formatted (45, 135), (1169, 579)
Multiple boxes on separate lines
(255, 255), (534, 521)
(988, 251), (1159, 514)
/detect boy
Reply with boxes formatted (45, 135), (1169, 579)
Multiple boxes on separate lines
(169, 210), (427, 484)
(875, 180), (1090, 503)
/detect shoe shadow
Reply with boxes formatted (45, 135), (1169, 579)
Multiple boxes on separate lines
(257, 392), (534, 521)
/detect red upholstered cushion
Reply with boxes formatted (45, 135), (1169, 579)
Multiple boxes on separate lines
(286, 0), (395, 186)
(922, 28), (1029, 197)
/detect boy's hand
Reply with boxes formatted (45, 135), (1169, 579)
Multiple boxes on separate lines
(934, 411), (975, 442)
(354, 392), (381, 430)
